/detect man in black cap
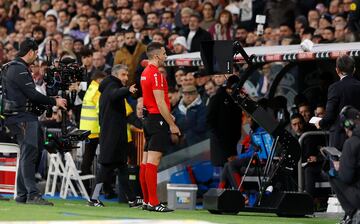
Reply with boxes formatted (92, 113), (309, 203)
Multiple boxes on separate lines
(1, 37), (67, 206)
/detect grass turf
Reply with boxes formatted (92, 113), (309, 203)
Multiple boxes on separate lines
(0, 199), (339, 224)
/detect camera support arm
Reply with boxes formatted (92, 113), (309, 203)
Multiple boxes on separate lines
(228, 41), (301, 189)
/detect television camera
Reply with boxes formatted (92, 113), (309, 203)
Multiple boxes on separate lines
(41, 56), (88, 154)
(44, 127), (90, 154)
(44, 57), (86, 94)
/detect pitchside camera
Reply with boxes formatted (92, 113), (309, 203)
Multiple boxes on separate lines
(44, 128), (90, 153)
(44, 57), (86, 95)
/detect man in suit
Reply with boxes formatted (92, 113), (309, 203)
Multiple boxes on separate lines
(185, 15), (212, 52)
(316, 55), (360, 151)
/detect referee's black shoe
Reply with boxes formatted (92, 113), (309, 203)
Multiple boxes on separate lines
(128, 197), (143, 208)
(88, 199), (105, 207)
(147, 203), (174, 212)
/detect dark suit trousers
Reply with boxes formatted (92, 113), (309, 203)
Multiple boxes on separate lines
(330, 177), (360, 215)
(329, 131), (346, 151)
(93, 163), (135, 202)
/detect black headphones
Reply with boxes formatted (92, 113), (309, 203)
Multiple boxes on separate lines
(340, 105), (360, 130)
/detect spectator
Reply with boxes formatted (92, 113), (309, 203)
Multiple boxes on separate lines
(173, 85), (208, 147)
(104, 35), (118, 66)
(99, 18), (113, 37)
(183, 72), (196, 87)
(73, 38), (85, 57)
(114, 29), (146, 85)
(329, 0), (340, 17)
(279, 23), (294, 39)
(212, 74), (227, 87)
(46, 20), (58, 36)
(68, 14), (89, 41)
(314, 104), (326, 118)
(131, 14), (145, 41)
(319, 14), (332, 30)
(290, 113), (325, 198)
(174, 69), (185, 88)
(60, 37), (75, 60)
(185, 14), (212, 52)
(308, 9), (320, 29)
(294, 15), (308, 35)
(234, 26), (248, 46)
(116, 7), (132, 32)
(173, 36), (188, 54)
(208, 10), (233, 40)
(322, 26), (335, 42)
(298, 103), (313, 123)
(80, 48), (95, 84)
(84, 24), (101, 48)
(58, 9), (70, 32)
(333, 14), (347, 28)
(195, 73), (211, 99)
(200, 2), (216, 31)
(32, 25), (46, 57)
(301, 27), (315, 41)
(335, 25), (346, 42)
(39, 38), (59, 62)
(168, 87), (181, 112)
(204, 80), (218, 106)
(146, 12), (159, 27)
(162, 11), (176, 31)
(92, 51), (112, 75)
(179, 7), (193, 35)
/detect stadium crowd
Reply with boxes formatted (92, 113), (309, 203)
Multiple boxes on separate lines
(0, 0), (358, 146)
(0, 0), (360, 216)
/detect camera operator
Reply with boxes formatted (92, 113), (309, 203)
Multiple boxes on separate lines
(330, 106), (360, 224)
(2, 38), (67, 206)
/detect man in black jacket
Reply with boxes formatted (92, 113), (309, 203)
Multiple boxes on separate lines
(88, 64), (142, 208)
(207, 75), (242, 166)
(316, 55), (360, 151)
(2, 38), (67, 205)
(185, 15), (212, 52)
(330, 106), (360, 224)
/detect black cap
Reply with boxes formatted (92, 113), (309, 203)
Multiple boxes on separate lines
(17, 38), (38, 57)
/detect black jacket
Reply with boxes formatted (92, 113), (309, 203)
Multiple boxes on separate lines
(206, 87), (242, 166)
(319, 75), (360, 150)
(338, 126), (360, 185)
(185, 28), (212, 52)
(98, 75), (130, 164)
(3, 57), (56, 124)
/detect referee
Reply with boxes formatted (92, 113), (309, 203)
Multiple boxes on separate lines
(140, 42), (181, 212)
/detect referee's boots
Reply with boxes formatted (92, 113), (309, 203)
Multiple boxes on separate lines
(88, 199), (105, 207)
(147, 203), (174, 212)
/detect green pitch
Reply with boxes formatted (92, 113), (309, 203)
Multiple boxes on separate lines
(0, 199), (338, 224)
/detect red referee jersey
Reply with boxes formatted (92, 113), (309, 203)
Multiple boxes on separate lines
(140, 64), (170, 114)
